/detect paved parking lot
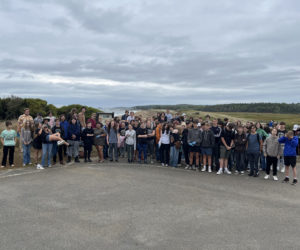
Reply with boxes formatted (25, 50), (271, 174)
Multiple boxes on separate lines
(0, 161), (299, 250)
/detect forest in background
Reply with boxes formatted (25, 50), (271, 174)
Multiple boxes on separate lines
(0, 96), (100, 120)
(132, 103), (300, 114)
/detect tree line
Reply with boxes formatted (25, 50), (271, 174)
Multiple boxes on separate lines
(0, 96), (101, 120)
(132, 103), (300, 114)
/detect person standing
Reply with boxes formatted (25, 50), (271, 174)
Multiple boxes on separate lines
(166, 110), (173, 122)
(81, 121), (94, 163)
(67, 118), (81, 163)
(182, 122), (191, 167)
(146, 120), (155, 164)
(52, 119), (65, 165)
(1, 121), (17, 168)
(94, 122), (106, 163)
(87, 113), (97, 129)
(136, 121), (148, 164)
(277, 122), (287, 173)
(125, 124), (136, 163)
(211, 119), (222, 172)
(246, 125), (263, 177)
(201, 122), (215, 173)
(170, 128), (180, 167)
(160, 123), (171, 166)
(263, 128), (280, 181)
(107, 120), (119, 162)
(41, 125), (53, 168)
(33, 123), (44, 169)
(234, 125), (247, 175)
(122, 110), (129, 121)
(217, 123), (234, 175)
(48, 112), (56, 128)
(187, 120), (202, 170)
(21, 121), (33, 167)
(280, 131), (299, 185)
(60, 114), (69, 156)
(17, 108), (33, 152)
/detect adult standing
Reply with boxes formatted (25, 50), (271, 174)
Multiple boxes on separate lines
(78, 106), (86, 130)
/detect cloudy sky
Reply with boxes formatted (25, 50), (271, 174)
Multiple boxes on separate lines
(1, 0), (300, 108)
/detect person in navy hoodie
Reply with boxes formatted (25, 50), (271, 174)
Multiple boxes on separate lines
(60, 114), (69, 156)
(81, 121), (94, 163)
(67, 117), (81, 163)
(279, 131), (299, 185)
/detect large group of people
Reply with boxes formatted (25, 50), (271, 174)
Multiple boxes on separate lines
(0, 108), (299, 185)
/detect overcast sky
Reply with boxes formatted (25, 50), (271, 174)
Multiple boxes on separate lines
(0, 0), (300, 108)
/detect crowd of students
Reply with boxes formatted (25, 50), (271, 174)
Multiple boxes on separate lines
(0, 108), (299, 185)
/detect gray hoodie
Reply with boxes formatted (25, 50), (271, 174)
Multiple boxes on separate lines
(187, 128), (202, 146)
(263, 135), (281, 157)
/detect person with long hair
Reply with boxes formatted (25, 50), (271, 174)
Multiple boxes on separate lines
(21, 120), (33, 167)
(160, 123), (171, 166)
(33, 122), (43, 169)
(107, 120), (120, 162)
(81, 121), (94, 163)
(67, 117), (81, 163)
(94, 122), (106, 163)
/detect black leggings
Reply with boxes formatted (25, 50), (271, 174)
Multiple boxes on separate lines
(84, 144), (92, 160)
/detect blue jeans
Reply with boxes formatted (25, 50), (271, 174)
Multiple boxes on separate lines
(138, 143), (147, 162)
(260, 153), (266, 171)
(42, 143), (53, 166)
(22, 144), (31, 165)
(170, 146), (179, 167)
(247, 152), (260, 174)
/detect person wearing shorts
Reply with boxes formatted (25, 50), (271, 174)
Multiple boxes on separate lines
(187, 120), (202, 170)
(201, 122), (215, 173)
(217, 123), (234, 175)
(279, 131), (299, 185)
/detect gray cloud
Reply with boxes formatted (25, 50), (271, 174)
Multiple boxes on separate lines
(0, 0), (300, 107)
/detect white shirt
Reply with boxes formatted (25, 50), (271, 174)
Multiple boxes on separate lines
(161, 131), (170, 144)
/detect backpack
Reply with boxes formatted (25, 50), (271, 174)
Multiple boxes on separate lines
(247, 133), (260, 145)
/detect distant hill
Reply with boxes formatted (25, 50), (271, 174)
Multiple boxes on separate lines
(131, 103), (300, 114)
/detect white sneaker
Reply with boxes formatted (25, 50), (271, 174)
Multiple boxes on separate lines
(273, 176), (278, 181)
(165, 164), (168, 167)
(29, 162), (32, 165)
(201, 166), (206, 172)
(48, 165), (52, 168)
(217, 169), (223, 175)
(280, 166), (285, 173)
(1, 165), (5, 168)
(23, 164), (26, 167)
(240, 171), (245, 175)
(264, 175), (270, 180)
(208, 166), (212, 173)
(36, 164), (44, 170)
(161, 163), (165, 166)
(224, 168), (231, 174)
(185, 166), (189, 170)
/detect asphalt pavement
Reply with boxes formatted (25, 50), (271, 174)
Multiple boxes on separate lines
(0, 160), (299, 250)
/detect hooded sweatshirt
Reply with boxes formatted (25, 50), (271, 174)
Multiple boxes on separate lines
(201, 129), (215, 148)
(278, 136), (299, 156)
(263, 135), (281, 157)
(187, 128), (202, 146)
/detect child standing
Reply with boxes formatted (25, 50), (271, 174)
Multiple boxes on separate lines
(234, 125), (247, 175)
(279, 131), (299, 185)
(263, 128), (281, 181)
(201, 122), (215, 173)
(21, 121), (33, 167)
(81, 121), (94, 163)
(1, 121), (17, 168)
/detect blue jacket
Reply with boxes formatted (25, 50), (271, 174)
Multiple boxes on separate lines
(278, 136), (298, 156)
(67, 123), (81, 141)
(60, 121), (69, 139)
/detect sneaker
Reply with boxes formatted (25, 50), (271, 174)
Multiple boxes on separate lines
(282, 177), (289, 183)
(36, 164), (44, 170)
(184, 166), (189, 170)
(224, 168), (231, 175)
(208, 166), (212, 173)
(201, 166), (206, 172)
(151, 160), (154, 164)
(234, 170), (239, 174)
(11, 164), (15, 167)
(217, 169), (223, 175)
(165, 164), (168, 167)
(273, 176), (278, 181)
(23, 164), (26, 167)
(48, 165), (52, 168)
(264, 175), (270, 180)
(292, 179), (298, 185)
(161, 163), (165, 166)
(1, 165), (5, 168)
(254, 173), (259, 177)
(280, 166), (285, 173)
(192, 166), (196, 170)
(29, 162), (32, 165)
(240, 171), (245, 175)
